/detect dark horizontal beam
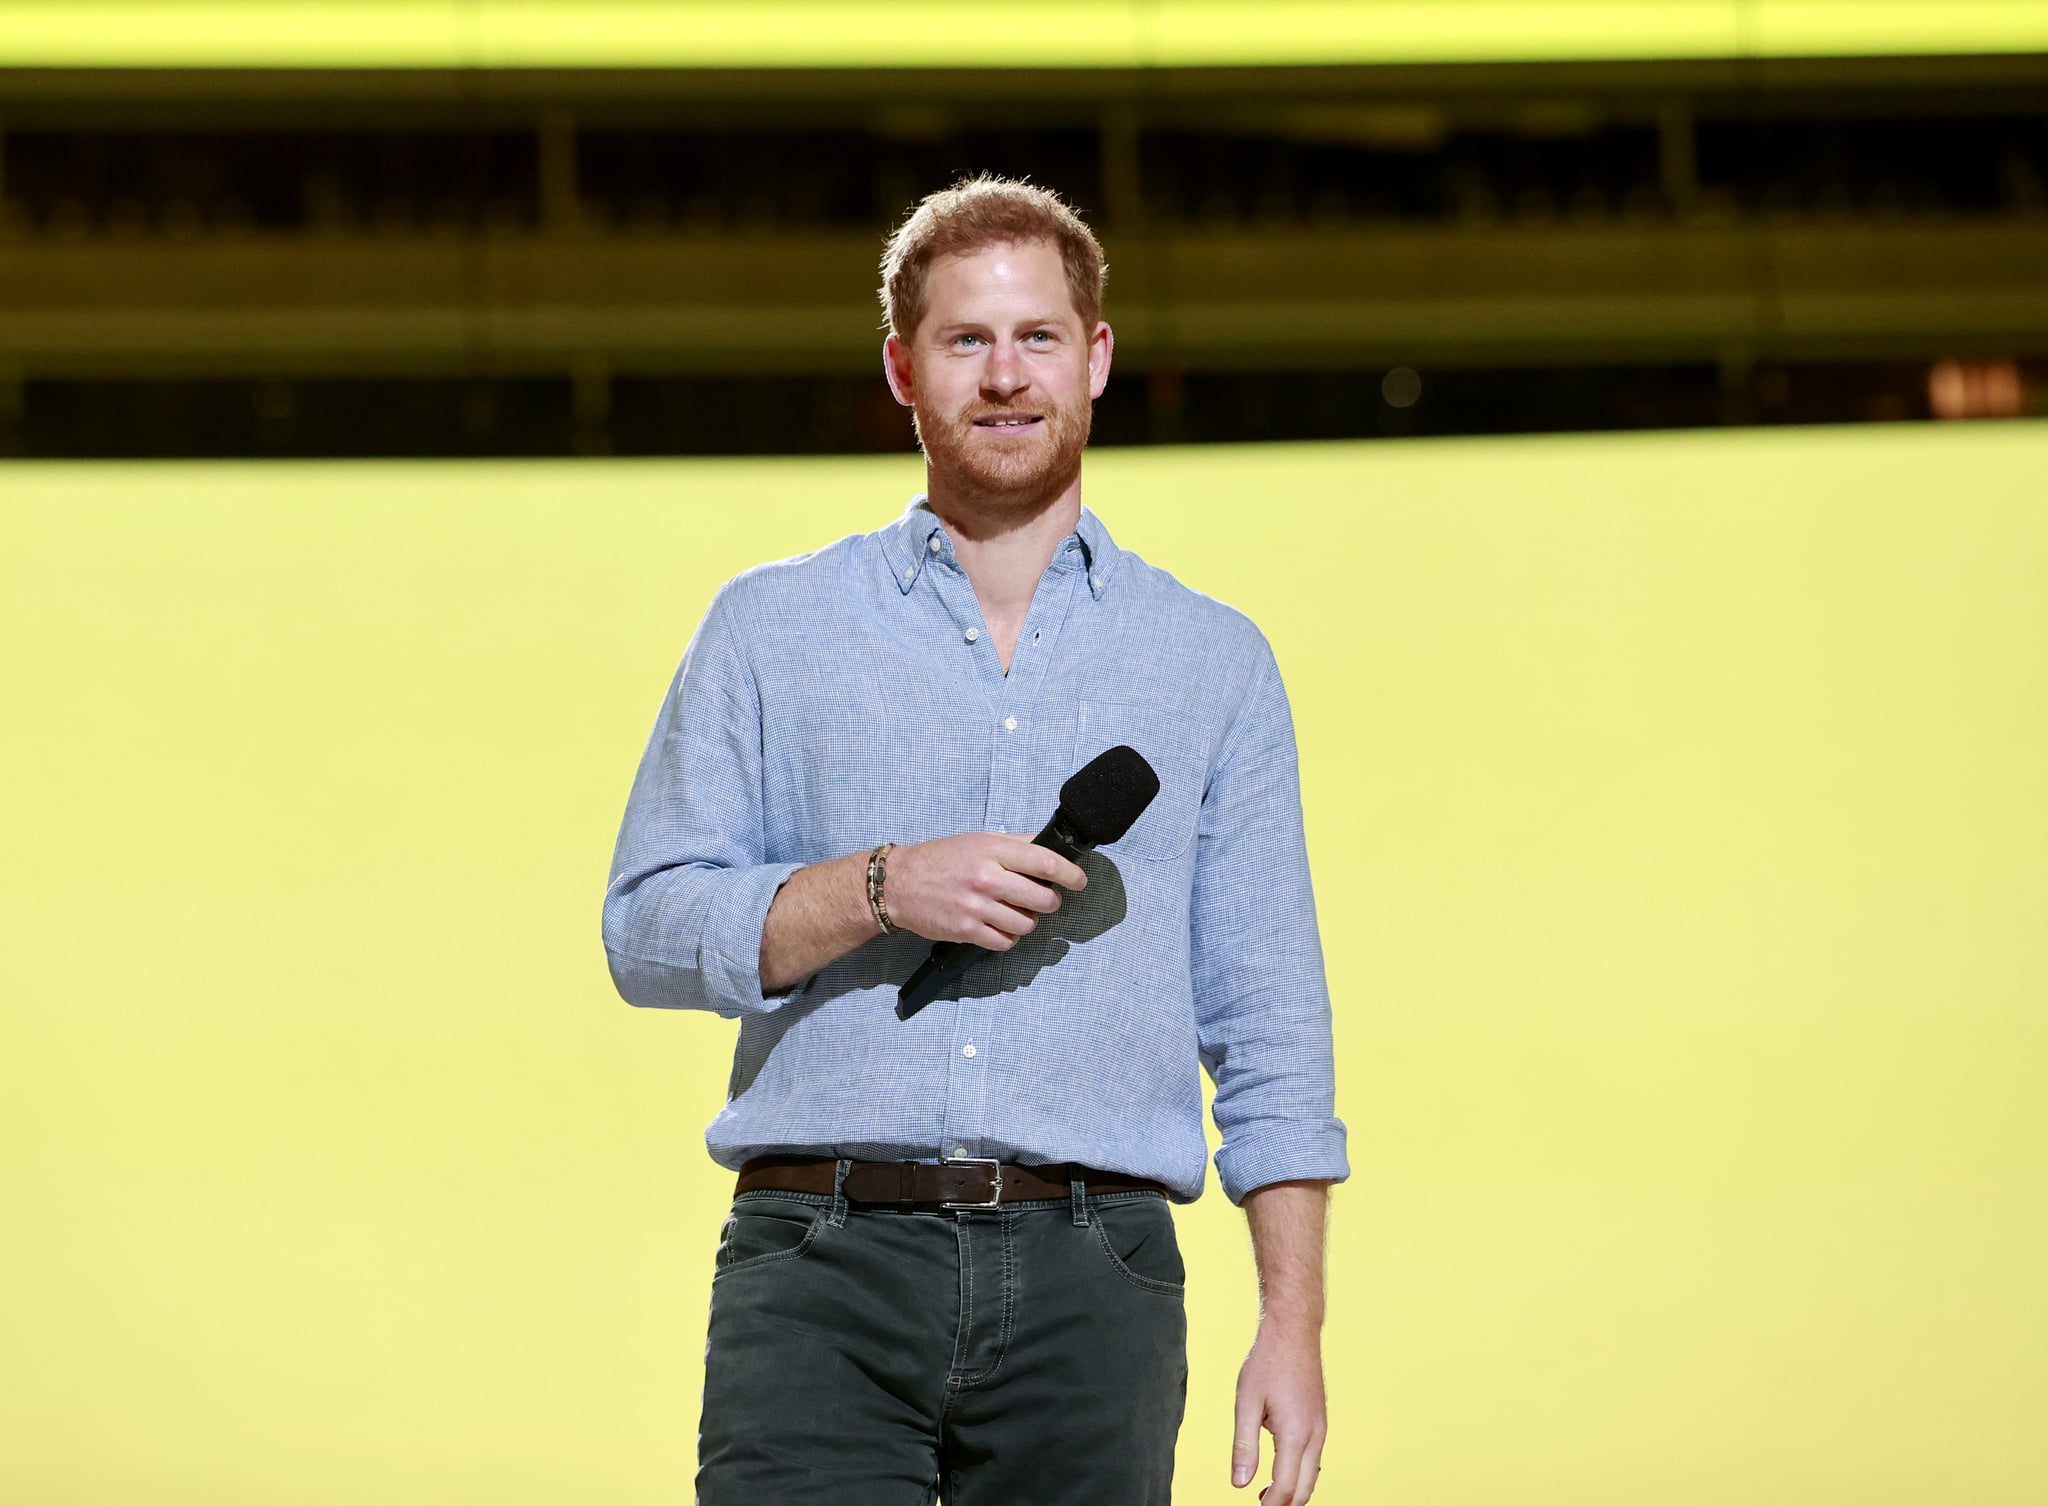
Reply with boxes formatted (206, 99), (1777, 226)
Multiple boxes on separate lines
(4, 55), (2048, 130)
(5, 220), (2045, 380)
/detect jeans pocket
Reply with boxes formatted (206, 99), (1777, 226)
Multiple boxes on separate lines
(1089, 1194), (1187, 1296)
(713, 1195), (828, 1279)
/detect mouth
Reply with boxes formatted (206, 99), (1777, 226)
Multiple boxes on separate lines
(971, 414), (1043, 431)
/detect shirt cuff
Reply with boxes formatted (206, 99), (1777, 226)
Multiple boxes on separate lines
(703, 860), (808, 1017)
(1216, 1118), (1351, 1206)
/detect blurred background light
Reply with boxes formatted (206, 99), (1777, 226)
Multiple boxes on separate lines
(1382, 366), (1424, 408)
(1929, 357), (2026, 419)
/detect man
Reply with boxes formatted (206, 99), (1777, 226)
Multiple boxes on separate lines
(603, 175), (1346, 1506)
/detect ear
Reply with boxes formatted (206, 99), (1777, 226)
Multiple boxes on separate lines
(883, 333), (916, 408)
(1086, 320), (1114, 401)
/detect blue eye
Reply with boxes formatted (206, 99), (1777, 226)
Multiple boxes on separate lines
(954, 334), (982, 348)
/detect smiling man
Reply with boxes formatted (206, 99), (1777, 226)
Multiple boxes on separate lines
(603, 175), (1347, 1506)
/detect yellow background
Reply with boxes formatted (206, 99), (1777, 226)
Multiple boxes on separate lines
(5, 422), (2046, 1503)
(4, 0), (2047, 67)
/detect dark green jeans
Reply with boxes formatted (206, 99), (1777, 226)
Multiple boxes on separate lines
(698, 1160), (1189, 1504)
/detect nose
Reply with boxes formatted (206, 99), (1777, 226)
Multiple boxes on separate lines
(981, 338), (1027, 399)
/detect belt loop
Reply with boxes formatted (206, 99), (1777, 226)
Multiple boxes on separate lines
(828, 1157), (851, 1228)
(1069, 1167), (1089, 1227)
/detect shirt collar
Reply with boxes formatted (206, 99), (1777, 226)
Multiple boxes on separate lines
(879, 493), (1119, 601)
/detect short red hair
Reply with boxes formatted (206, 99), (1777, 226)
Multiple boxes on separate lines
(879, 174), (1108, 342)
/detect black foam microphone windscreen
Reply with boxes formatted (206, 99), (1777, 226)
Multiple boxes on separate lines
(1057, 744), (1160, 849)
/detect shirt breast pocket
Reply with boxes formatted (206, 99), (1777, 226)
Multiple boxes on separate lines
(1072, 698), (1208, 863)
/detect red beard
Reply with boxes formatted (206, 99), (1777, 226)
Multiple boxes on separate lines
(912, 394), (1092, 509)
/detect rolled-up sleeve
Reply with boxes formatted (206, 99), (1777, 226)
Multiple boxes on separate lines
(602, 577), (805, 1018)
(1190, 634), (1351, 1205)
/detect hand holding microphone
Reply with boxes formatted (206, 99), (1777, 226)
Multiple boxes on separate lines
(892, 745), (1159, 1017)
(882, 832), (1089, 957)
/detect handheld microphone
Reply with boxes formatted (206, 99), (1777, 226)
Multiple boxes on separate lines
(896, 745), (1159, 1019)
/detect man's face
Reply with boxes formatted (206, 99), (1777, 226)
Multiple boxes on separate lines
(885, 239), (1112, 508)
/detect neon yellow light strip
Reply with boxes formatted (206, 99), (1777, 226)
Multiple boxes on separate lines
(0, 0), (2043, 69)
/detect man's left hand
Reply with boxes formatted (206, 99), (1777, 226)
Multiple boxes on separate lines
(1231, 1319), (1327, 1505)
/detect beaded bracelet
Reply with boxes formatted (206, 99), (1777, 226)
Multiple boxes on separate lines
(866, 842), (897, 936)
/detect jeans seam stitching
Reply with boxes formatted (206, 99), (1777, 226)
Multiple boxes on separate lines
(950, 1209), (1018, 1388)
(945, 1217), (974, 1388)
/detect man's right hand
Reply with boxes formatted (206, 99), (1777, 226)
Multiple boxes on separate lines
(884, 832), (1087, 951)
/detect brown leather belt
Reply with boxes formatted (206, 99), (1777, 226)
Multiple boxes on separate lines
(735, 1154), (1168, 1210)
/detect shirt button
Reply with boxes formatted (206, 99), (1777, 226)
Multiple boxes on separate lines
(952, 1146), (968, 1158)
(1090, 575), (1102, 590)
(903, 566), (915, 581)
(962, 1043), (976, 1058)
(965, 627), (979, 643)
(928, 535), (941, 554)
(1003, 716), (1017, 731)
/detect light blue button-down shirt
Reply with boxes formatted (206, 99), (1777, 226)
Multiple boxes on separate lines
(602, 493), (1348, 1205)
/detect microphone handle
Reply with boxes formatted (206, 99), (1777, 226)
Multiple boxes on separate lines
(896, 814), (1088, 1019)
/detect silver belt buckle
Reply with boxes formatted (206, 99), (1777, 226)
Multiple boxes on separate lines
(940, 1156), (1003, 1210)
